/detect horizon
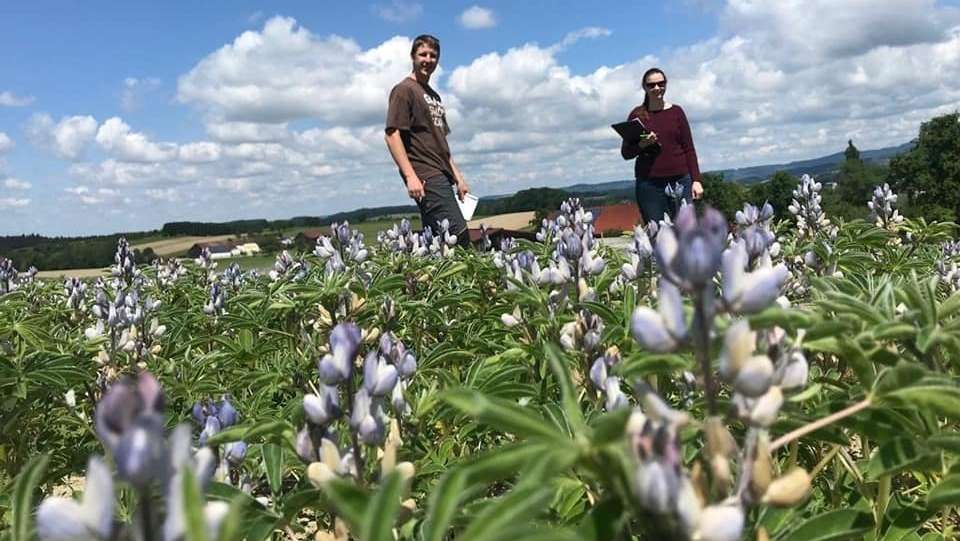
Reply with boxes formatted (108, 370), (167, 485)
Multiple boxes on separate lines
(2, 1), (959, 236)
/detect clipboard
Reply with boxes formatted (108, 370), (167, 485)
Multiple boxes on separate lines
(611, 118), (650, 144)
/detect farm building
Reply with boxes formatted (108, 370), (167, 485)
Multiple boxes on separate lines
(188, 242), (235, 259)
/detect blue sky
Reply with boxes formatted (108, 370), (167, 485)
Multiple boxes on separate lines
(2, 1), (959, 235)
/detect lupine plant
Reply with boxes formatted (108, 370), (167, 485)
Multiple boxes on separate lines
(4, 181), (960, 540)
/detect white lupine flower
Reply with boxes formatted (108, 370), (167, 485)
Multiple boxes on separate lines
(37, 457), (114, 541)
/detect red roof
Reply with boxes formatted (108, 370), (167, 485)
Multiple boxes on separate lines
(593, 203), (641, 235)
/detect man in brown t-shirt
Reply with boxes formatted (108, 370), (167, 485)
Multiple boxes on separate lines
(385, 34), (470, 244)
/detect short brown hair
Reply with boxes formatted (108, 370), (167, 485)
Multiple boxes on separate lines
(411, 34), (440, 56)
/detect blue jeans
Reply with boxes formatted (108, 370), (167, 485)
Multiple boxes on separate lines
(635, 174), (692, 225)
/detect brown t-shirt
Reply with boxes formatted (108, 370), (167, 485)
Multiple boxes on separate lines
(385, 77), (453, 182)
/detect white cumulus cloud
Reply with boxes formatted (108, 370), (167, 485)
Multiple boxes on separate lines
(373, 0), (423, 23)
(4, 178), (31, 190)
(0, 91), (34, 107)
(177, 17), (413, 125)
(0, 132), (13, 154)
(95, 117), (179, 162)
(26, 114), (99, 160)
(121, 77), (161, 112)
(459, 6), (497, 29)
(0, 197), (30, 208)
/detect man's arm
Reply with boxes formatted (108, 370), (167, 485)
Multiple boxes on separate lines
(384, 128), (424, 200)
(449, 156), (470, 201)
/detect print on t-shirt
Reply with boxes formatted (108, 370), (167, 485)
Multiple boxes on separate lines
(423, 93), (445, 128)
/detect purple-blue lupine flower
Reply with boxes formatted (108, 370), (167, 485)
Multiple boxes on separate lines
(561, 230), (583, 260)
(333, 221), (351, 244)
(199, 416), (221, 447)
(224, 441), (248, 465)
(656, 205), (728, 291)
(363, 351), (399, 397)
(217, 398), (238, 427)
(318, 322), (361, 384)
(95, 372), (167, 488)
(303, 384), (341, 426)
(590, 357), (609, 390)
(350, 388), (386, 445)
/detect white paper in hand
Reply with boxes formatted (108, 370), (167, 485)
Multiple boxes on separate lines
(457, 192), (479, 221)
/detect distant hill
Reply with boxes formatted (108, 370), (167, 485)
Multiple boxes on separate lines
(553, 141), (914, 195)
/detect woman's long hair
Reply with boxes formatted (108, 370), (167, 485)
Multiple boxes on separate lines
(637, 67), (667, 121)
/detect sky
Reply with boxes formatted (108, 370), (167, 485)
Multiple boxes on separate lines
(2, 0), (960, 236)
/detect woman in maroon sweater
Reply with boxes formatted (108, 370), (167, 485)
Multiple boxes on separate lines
(621, 68), (703, 224)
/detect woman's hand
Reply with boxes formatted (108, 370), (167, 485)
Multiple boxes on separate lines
(637, 132), (659, 148)
(692, 180), (704, 200)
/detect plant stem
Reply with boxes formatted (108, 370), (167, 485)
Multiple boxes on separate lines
(692, 290), (716, 415)
(345, 369), (366, 484)
(770, 397), (872, 451)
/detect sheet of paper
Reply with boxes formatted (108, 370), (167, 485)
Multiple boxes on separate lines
(457, 192), (479, 221)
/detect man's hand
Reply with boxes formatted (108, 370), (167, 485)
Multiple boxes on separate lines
(406, 176), (425, 201)
(456, 179), (470, 202)
(692, 180), (704, 200)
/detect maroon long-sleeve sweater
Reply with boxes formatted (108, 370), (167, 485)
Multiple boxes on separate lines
(621, 105), (701, 182)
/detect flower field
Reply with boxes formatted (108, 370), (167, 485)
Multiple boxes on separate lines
(1, 176), (959, 540)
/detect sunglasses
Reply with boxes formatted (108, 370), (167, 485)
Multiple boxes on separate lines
(645, 80), (667, 89)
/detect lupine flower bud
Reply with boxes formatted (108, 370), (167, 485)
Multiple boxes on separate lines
(750, 385), (784, 427)
(733, 355), (774, 397)
(695, 504), (744, 541)
(750, 435), (773, 499)
(762, 467), (812, 507)
(719, 320), (755, 380)
(777, 351), (809, 389)
(307, 462), (337, 487)
(501, 306), (522, 327)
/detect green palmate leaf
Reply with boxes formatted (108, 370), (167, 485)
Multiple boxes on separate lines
(928, 432), (960, 453)
(781, 510), (874, 541)
(262, 443), (284, 496)
(939, 291), (960, 319)
(872, 322), (917, 341)
(422, 442), (554, 541)
(320, 478), (372, 529)
(362, 471), (405, 541)
(457, 484), (554, 541)
(457, 455), (560, 541)
(927, 474), (960, 509)
(543, 343), (586, 436)
(883, 385), (960, 418)
(421, 467), (468, 541)
(588, 408), (630, 446)
(182, 465), (209, 541)
(204, 424), (250, 446)
(576, 498), (627, 541)
(442, 388), (570, 442)
(243, 419), (295, 445)
(11, 454), (49, 541)
(864, 437), (937, 480)
(873, 363), (928, 396)
(748, 306), (814, 331)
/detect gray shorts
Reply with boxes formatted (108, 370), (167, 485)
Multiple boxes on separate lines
(418, 175), (468, 236)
